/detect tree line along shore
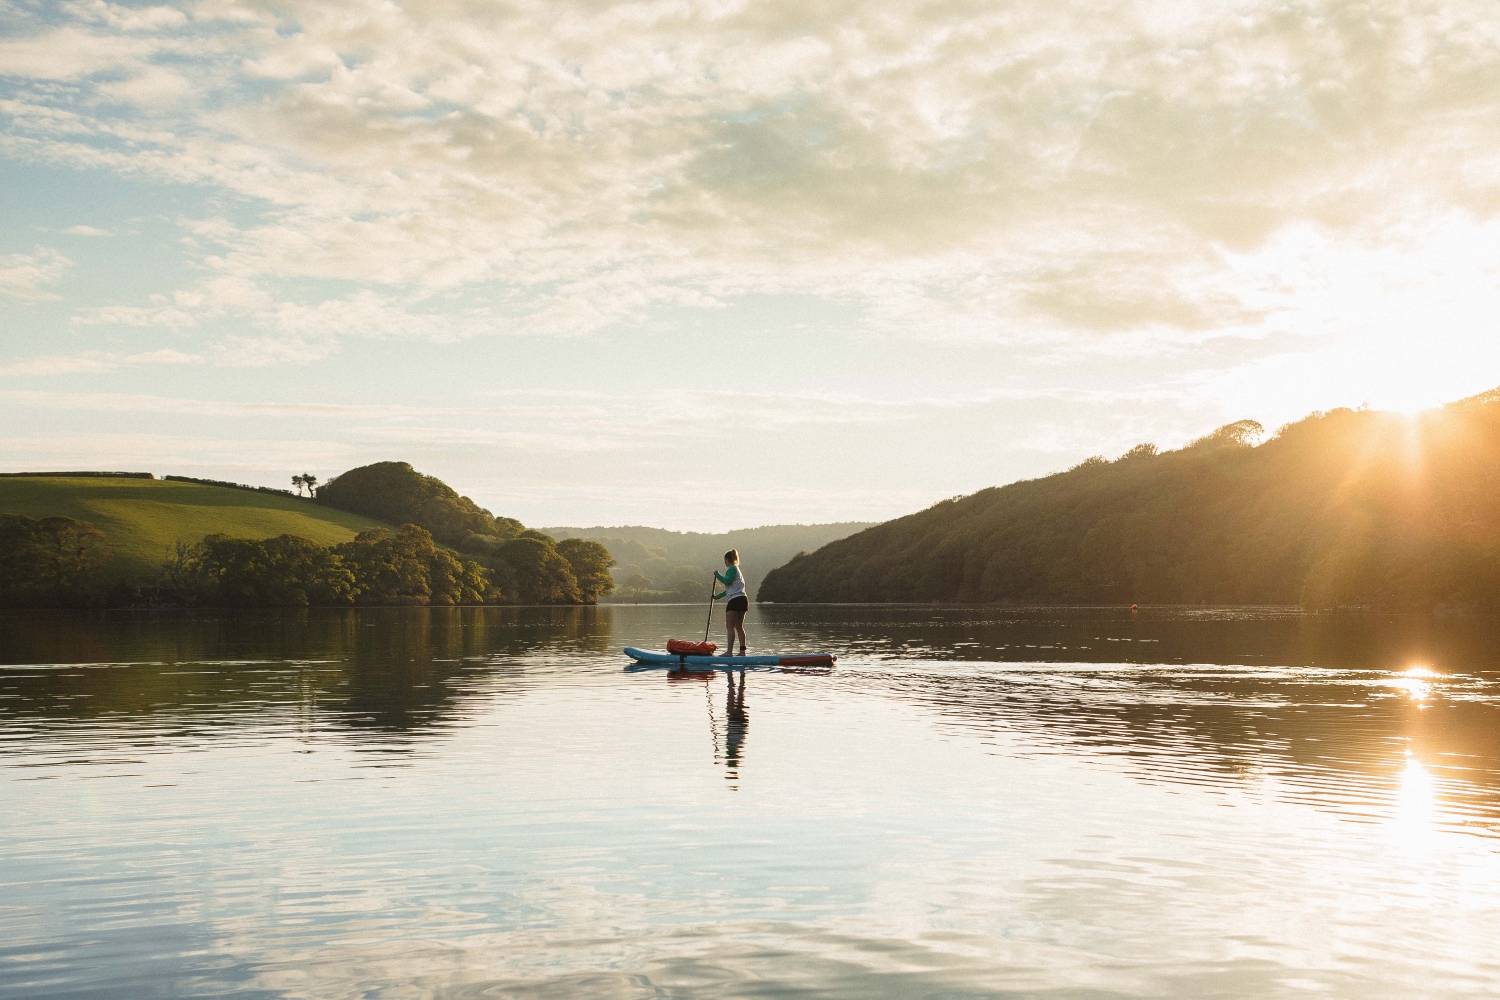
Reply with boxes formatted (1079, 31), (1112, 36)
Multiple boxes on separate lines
(10, 388), (1500, 612)
(0, 462), (613, 609)
(761, 389), (1500, 610)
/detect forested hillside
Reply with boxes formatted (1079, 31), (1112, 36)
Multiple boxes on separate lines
(760, 391), (1500, 608)
(0, 463), (615, 608)
(541, 522), (875, 600)
(313, 462), (616, 605)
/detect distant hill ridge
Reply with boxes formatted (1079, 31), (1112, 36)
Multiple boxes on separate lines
(542, 522), (876, 599)
(761, 390), (1500, 608)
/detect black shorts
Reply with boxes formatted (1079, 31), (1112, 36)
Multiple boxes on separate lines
(726, 595), (748, 614)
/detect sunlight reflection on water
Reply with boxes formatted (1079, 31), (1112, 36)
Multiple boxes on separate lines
(1, 605), (1499, 999)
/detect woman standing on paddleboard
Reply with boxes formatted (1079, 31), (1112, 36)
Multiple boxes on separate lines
(714, 549), (749, 656)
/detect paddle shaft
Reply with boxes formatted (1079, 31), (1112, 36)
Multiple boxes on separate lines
(703, 574), (716, 643)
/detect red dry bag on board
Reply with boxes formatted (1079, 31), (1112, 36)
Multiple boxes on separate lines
(666, 638), (717, 655)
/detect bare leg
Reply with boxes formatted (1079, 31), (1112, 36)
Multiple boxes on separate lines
(726, 610), (745, 655)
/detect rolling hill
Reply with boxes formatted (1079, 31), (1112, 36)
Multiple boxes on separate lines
(0, 476), (385, 582)
(761, 391), (1500, 609)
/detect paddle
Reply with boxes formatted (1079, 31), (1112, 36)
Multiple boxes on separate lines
(703, 572), (718, 643)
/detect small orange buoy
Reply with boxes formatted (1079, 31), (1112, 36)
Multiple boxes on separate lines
(1131, 604), (1138, 612)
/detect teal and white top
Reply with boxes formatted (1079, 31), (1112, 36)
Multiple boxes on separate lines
(714, 565), (747, 601)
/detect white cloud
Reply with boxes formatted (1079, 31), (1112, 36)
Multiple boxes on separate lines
(0, 348), (201, 376)
(0, 26), (161, 79)
(265, 290), (474, 341)
(0, 431), (359, 474)
(208, 335), (336, 366)
(61, 1), (189, 32)
(96, 65), (194, 106)
(1, 0), (1497, 359)
(123, 348), (203, 365)
(0, 247), (71, 302)
(0, 354), (113, 376)
(71, 301), (197, 327)
(5, 0), (1500, 529)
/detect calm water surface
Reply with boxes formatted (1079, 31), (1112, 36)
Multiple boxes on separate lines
(3, 605), (1499, 998)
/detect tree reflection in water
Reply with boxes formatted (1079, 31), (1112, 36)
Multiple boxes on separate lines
(5, 604), (1500, 835)
(0, 606), (613, 744)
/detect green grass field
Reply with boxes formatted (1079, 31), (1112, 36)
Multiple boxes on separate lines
(0, 477), (387, 582)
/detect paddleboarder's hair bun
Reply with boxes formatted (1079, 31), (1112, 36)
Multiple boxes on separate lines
(724, 549), (739, 564)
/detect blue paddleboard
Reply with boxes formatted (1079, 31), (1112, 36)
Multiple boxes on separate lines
(623, 647), (835, 668)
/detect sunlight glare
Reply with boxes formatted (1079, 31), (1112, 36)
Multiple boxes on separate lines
(1390, 751), (1438, 858)
(1396, 411), (1427, 475)
(1390, 666), (1436, 704)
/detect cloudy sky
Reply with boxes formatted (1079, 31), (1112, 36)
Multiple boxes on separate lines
(4, 0), (1500, 530)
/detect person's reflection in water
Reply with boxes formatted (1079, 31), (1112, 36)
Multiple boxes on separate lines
(723, 670), (749, 789)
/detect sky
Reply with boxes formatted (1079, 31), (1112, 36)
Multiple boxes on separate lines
(3, 0), (1500, 531)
